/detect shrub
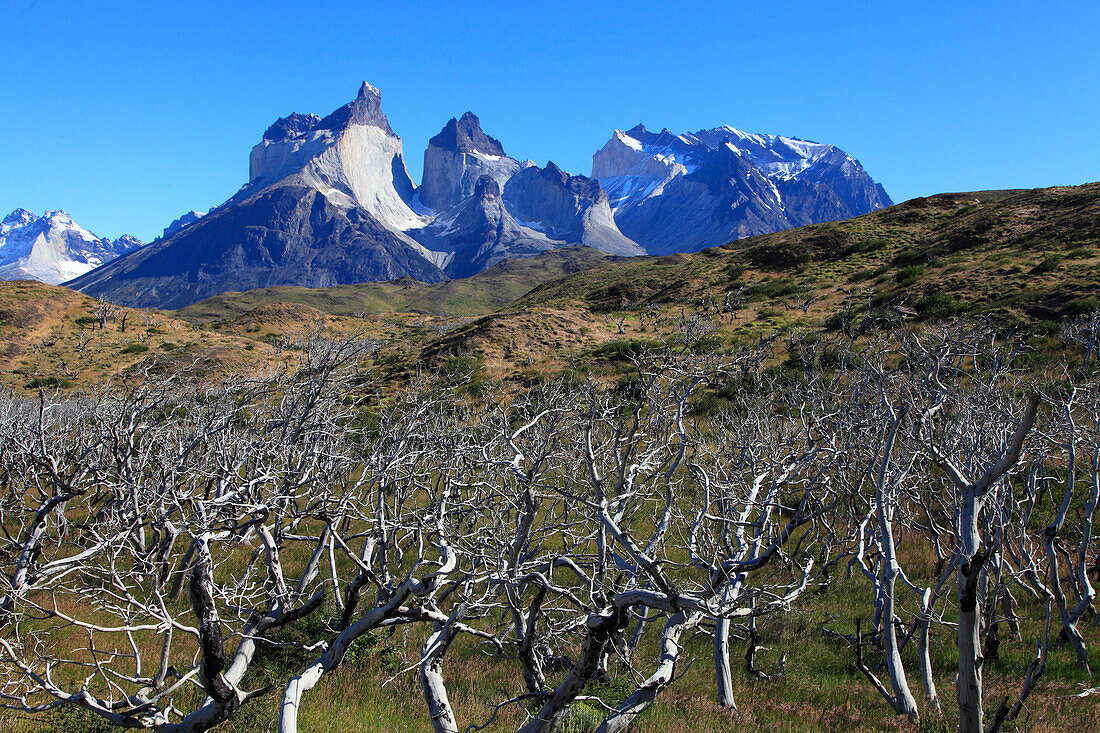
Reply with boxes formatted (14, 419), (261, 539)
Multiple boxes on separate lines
(1063, 297), (1100, 317)
(846, 265), (889, 283)
(41, 706), (114, 733)
(556, 702), (602, 732)
(894, 264), (925, 286)
(614, 372), (646, 400)
(120, 343), (149, 354)
(746, 240), (811, 269)
(915, 290), (964, 320)
(590, 338), (662, 362)
(25, 375), (71, 389)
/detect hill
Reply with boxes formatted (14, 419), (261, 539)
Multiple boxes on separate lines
(417, 184), (1100, 380)
(174, 246), (623, 322)
(0, 280), (308, 390)
(5, 184), (1099, 392)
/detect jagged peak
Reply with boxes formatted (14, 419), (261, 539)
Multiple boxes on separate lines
(263, 113), (322, 142)
(529, 162), (603, 200)
(429, 112), (506, 156)
(543, 160), (566, 178)
(3, 208), (37, 226)
(316, 81), (396, 137)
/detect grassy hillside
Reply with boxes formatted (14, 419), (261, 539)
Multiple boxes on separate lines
(0, 280), (297, 390)
(516, 185), (1099, 316)
(417, 184), (1100, 380)
(5, 184), (1099, 392)
(175, 246), (623, 322)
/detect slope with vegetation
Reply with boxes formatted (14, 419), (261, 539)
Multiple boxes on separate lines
(414, 184), (1100, 382)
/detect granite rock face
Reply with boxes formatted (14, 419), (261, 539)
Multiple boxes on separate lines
(415, 115), (643, 272)
(502, 163), (644, 257)
(414, 175), (556, 278)
(70, 82), (444, 308)
(67, 83), (892, 308)
(419, 112), (522, 212)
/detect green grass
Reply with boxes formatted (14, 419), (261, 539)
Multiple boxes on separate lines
(175, 247), (621, 323)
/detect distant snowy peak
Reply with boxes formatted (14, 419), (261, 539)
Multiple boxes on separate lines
(2, 208), (37, 229)
(591, 127), (700, 212)
(163, 210), (207, 239)
(687, 126), (844, 181)
(592, 123), (892, 255)
(593, 123), (888, 208)
(0, 209), (143, 285)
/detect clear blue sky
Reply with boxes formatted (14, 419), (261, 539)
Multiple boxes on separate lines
(1, 0), (1097, 242)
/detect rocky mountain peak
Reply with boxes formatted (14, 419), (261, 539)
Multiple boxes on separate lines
(419, 114), (519, 211)
(2, 208), (36, 228)
(163, 210), (207, 239)
(263, 113), (322, 142)
(594, 120), (892, 255)
(316, 81), (396, 136)
(536, 162), (603, 200)
(429, 112), (507, 156)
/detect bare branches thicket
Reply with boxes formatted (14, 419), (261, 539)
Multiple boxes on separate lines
(0, 323), (1095, 732)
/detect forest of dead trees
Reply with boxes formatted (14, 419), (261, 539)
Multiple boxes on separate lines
(0, 318), (1097, 733)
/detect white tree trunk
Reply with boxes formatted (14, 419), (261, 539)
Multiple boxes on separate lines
(420, 620), (460, 733)
(714, 617), (737, 711)
(594, 612), (698, 733)
(957, 499), (986, 733)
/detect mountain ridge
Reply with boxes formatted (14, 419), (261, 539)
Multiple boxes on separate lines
(0, 209), (143, 285)
(64, 82), (891, 308)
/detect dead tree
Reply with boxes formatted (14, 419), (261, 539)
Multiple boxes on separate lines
(914, 328), (1040, 733)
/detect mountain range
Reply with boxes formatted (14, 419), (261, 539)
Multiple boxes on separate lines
(0, 209), (142, 285)
(59, 82), (889, 308)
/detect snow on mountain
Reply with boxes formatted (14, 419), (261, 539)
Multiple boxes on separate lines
(419, 112), (525, 212)
(246, 81), (429, 234)
(0, 209), (143, 285)
(65, 82), (893, 308)
(592, 123), (892, 254)
(415, 111), (642, 271)
(502, 162), (644, 257)
(68, 82), (450, 309)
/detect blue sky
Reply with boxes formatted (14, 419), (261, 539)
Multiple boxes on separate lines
(1, 0), (1097, 241)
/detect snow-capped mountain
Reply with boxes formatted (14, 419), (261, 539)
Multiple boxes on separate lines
(70, 83), (450, 308)
(419, 112), (523, 212)
(0, 209), (143, 285)
(67, 82), (891, 309)
(69, 84), (645, 308)
(592, 124), (892, 255)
